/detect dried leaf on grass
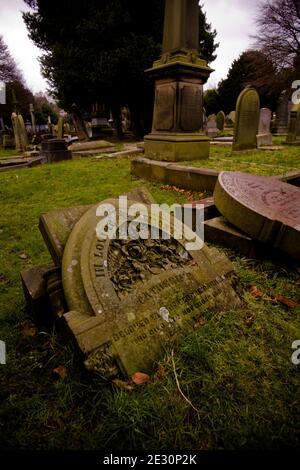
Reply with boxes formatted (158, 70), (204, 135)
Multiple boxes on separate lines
(272, 294), (300, 308)
(248, 285), (299, 308)
(53, 364), (67, 380)
(131, 372), (150, 385)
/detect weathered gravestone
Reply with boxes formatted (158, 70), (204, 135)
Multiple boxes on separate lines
(40, 139), (71, 163)
(273, 92), (290, 134)
(232, 87), (260, 152)
(206, 114), (220, 138)
(26, 188), (243, 377)
(257, 108), (273, 147)
(216, 111), (225, 131)
(144, 0), (212, 161)
(285, 103), (300, 145)
(214, 171), (300, 260)
(57, 117), (64, 139)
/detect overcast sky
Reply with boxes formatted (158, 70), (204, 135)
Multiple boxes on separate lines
(0, 0), (261, 94)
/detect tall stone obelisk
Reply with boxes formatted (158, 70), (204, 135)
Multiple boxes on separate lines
(144, 0), (213, 161)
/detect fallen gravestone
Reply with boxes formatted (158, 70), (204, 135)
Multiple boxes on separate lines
(232, 87), (260, 152)
(23, 188), (243, 377)
(214, 171), (300, 260)
(257, 108), (273, 147)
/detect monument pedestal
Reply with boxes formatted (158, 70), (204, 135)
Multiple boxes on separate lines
(145, 133), (209, 161)
(145, 59), (212, 162)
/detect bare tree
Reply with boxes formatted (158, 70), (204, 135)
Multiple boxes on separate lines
(0, 35), (21, 83)
(254, 0), (300, 71)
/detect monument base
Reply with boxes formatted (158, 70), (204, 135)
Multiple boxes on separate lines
(144, 133), (210, 161)
(257, 134), (273, 147)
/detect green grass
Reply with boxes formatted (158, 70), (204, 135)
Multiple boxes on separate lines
(0, 148), (20, 159)
(0, 152), (299, 450)
(180, 138), (300, 176)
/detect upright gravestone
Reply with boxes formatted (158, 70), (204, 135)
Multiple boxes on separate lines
(274, 92), (290, 134)
(286, 103), (300, 145)
(257, 108), (273, 147)
(206, 114), (220, 138)
(214, 171), (300, 260)
(57, 117), (64, 139)
(216, 111), (225, 132)
(18, 114), (29, 150)
(232, 87), (260, 152)
(144, 0), (212, 161)
(11, 112), (22, 152)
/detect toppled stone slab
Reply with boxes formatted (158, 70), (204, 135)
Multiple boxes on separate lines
(204, 216), (257, 257)
(131, 157), (219, 191)
(21, 263), (55, 320)
(0, 156), (45, 172)
(214, 171), (300, 260)
(68, 140), (115, 152)
(61, 199), (243, 377)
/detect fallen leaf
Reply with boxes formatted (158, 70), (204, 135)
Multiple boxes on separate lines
(272, 294), (300, 308)
(53, 365), (67, 380)
(19, 253), (28, 260)
(21, 322), (37, 337)
(248, 285), (264, 299)
(244, 313), (256, 326)
(131, 372), (150, 385)
(112, 379), (133, 391)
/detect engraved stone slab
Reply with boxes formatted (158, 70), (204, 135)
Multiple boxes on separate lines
(214, 171), (300, 260)
(155, 84), (176, 131)
(180, 84), (202, 131)
(232, 88), (260, 152)
(61, 199), (242, 377)
(39, 188), (155, 265)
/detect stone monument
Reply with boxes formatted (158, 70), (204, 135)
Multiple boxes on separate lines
(285, 103), (300, 145)
(232, 87), (260, 152)
(216, 111), (225, 132)
(144, 0), (213, 161)
(22, 188), (243, 377)
(273, 91), (290, 134)
(40, 139), (72, 163)
(257, 108), (273, 147)
(214, 171), (300, 260)
(206, 114), (220, 138)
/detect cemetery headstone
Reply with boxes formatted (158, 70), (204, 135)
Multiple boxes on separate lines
(57, 117), (64, 139)
(286, 103), (300, 145)
(11, 112), (22, 152)
(24, 188), (243, 377)
(61, 198), (242, 376)
(216, 111), (225, 131)
(274, 92), (290, 134)
(40, 139), (72, 163)
(257, 108), (273, 147)
(214, 171), (300, 260)
(232, 87), (260, 152)
(206, 114), (220, 138)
